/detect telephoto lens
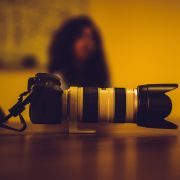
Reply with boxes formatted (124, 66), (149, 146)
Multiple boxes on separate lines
(28, 73), (178, 131)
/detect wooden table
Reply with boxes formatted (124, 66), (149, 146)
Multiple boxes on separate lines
(0, 122), (179, 180)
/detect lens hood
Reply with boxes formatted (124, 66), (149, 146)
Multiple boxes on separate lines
(137, 84), (178, 129)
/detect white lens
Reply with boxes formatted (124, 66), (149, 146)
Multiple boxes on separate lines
(63, 87), (138, 123)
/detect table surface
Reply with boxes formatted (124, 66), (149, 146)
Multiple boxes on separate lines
(0, 122), (180, 180)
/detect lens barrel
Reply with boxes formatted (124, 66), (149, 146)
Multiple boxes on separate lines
(66, 85), (177, 129)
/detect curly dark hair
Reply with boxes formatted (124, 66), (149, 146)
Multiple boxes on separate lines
(48, 16), (110, 87)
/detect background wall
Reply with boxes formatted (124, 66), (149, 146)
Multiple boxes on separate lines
(0, 0), (179, 121)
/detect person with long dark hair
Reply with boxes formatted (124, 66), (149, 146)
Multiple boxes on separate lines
(48, 16), (110, 89)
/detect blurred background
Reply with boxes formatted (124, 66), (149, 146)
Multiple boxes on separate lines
(0, 0), (179, 121)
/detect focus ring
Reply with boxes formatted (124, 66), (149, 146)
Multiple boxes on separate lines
(114, 88), (126, 123)
(83, 87), (98, 122)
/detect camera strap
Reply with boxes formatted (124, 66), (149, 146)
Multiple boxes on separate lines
(0, 90), (32, 132)
(0, 114), (27, 132)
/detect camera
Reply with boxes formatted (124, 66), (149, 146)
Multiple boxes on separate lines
(28, 73), (178, 131)
(0, 73), (178, 132)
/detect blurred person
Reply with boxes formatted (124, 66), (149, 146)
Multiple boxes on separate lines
(48, 16), (110, 89)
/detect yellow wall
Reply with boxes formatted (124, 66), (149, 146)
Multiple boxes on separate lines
(0, 0), (179, 122)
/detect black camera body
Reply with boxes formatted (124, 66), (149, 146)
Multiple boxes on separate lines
(29, 73), (63, 124)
